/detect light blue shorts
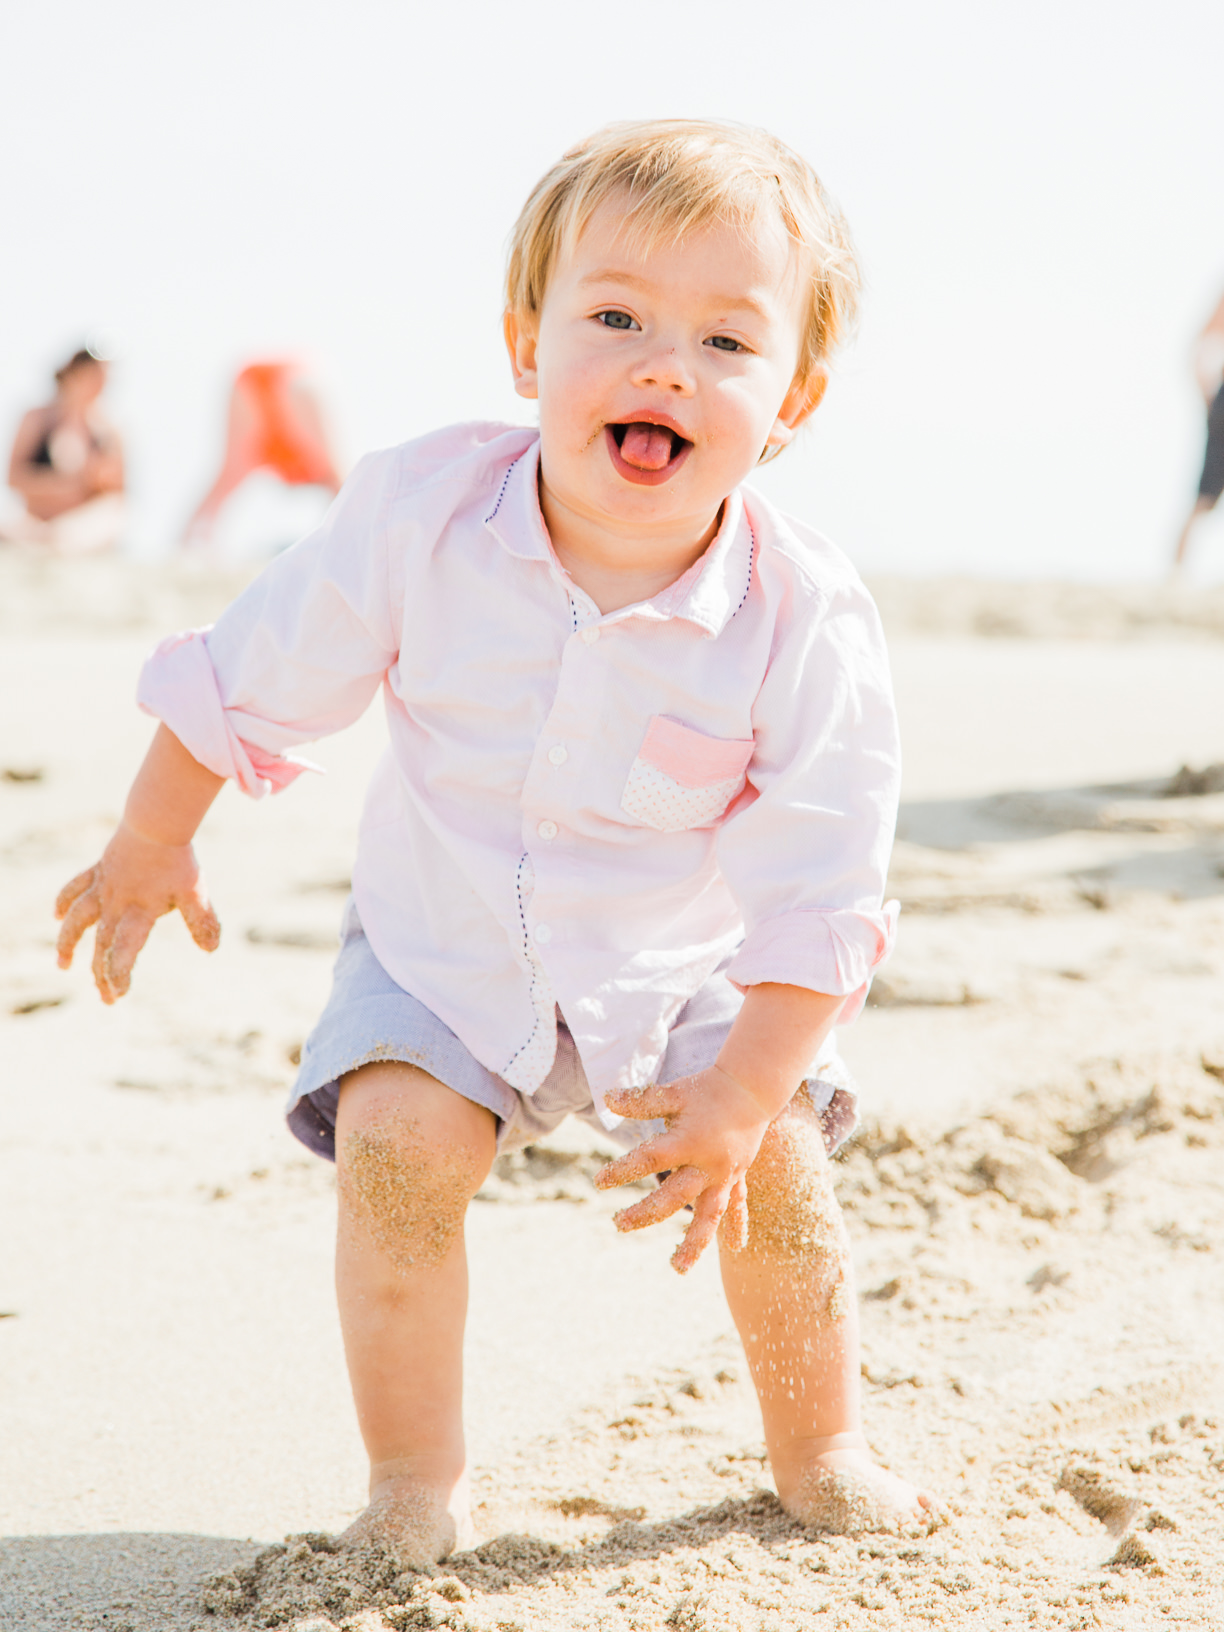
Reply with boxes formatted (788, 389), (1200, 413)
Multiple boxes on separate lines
(287, 901), (860, 1161)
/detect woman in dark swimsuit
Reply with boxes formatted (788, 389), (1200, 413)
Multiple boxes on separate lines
(4, 346), (126, 551)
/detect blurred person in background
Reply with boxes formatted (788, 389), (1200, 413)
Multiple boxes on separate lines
(1173, 289), (1224, 572)
(182, 359), (342, 549)
(3, 345), (126, 552)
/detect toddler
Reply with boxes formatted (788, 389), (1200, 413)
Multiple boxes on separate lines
(56, 119), (933, 1562)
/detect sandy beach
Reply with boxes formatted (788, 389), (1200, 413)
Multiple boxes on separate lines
(3, 553), (1224, 1630)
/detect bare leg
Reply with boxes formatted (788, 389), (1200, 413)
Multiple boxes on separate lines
(333, 1062), (497, 1565)
(719, 1089), (934, 1534)
(1174, 497), (1213, 572)
(182, 381), (264, 546)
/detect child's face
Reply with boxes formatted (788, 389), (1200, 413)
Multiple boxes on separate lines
(506, 199), (824, 543)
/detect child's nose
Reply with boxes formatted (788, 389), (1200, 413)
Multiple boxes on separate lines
(632, 343), (696, 394)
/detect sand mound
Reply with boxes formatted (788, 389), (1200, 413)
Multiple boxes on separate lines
(866, 577), (1224, 641)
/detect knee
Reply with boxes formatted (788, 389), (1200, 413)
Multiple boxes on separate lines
(743, 1095), (850, 1292)
(336, 1066), (495, 1270)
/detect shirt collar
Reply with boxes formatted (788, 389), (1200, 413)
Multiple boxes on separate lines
(650, 487), (751, 637)
(483, 435), (755, 637)
(482, 438), (553, 562)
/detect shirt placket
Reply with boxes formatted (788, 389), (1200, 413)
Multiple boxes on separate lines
(505, 577), (620, 1087)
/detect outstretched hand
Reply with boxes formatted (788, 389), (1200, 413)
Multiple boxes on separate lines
(593, 1066), (778, 1275)
(55, 820), (220, 1004)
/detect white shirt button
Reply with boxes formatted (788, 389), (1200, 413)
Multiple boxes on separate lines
(547, 744), (568, 766)
(537, 819), (558, 841)
(580, 626), (600, 645)
(533, 923), (553, 945)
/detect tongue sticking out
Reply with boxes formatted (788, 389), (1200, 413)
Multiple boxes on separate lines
(619, 423), (676, 471)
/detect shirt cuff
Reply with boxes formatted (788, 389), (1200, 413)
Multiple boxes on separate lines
(726, 902), (899, 1024)
(136, 630), (320, 799)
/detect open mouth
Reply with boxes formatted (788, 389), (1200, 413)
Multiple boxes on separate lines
(605, 421), (693, 485)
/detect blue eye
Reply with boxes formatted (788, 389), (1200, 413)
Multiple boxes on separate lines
(598, 310), (636, 330)
(708, 335), (744, 352)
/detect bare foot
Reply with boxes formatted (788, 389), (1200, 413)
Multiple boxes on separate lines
(776, 1435), (937, 1536)
(339, 1470), (477, 1568)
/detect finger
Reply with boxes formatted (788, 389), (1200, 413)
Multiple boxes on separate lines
(671, 1185), (727, 1275)
(718, 1177), (750, 1254)
(55, 866), (97, 921)
(178, 886), (221, 953)
(595, 1134), (682, 1191)
(91, 913), (119, 1003)
(602, 1082), (683, 1121)
(56, 885), (101, 969)
(98, 907), (156, 1002)
(614, 1165), (705, 1232)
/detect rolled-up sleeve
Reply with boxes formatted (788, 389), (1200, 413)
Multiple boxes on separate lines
(137, 451), (401, 797)
(718, 570), (900, 1019)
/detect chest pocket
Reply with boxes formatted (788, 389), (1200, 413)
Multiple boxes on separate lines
(621, 716), (755, 834)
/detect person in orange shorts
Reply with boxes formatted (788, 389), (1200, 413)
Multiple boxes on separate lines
(183, 360), (342, 547)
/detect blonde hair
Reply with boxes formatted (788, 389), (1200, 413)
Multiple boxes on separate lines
(505, 119), (861, 386)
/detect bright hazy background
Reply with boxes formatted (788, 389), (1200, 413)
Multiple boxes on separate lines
(4, 0), (1224, 578)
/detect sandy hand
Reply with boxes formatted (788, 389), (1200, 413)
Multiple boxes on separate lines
(594, 1067), (777, 1275)
(55, 820), (220, 1004)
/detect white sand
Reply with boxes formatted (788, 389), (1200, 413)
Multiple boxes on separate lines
(3, 556), (1224, 1629)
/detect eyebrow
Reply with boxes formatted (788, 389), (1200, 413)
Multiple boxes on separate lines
(578, 268), (772, 322)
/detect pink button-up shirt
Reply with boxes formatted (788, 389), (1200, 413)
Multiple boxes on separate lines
(138, 423), (899, 1120)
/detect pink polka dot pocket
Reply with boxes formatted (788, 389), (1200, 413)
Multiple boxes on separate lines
(620, 716), (755, 833)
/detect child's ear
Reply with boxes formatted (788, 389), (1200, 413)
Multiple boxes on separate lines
(765, 368), (828, 452)
(504, 310), (539, 401)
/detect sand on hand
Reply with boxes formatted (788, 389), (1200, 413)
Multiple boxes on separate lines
(3, 555), (1224, 1630)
